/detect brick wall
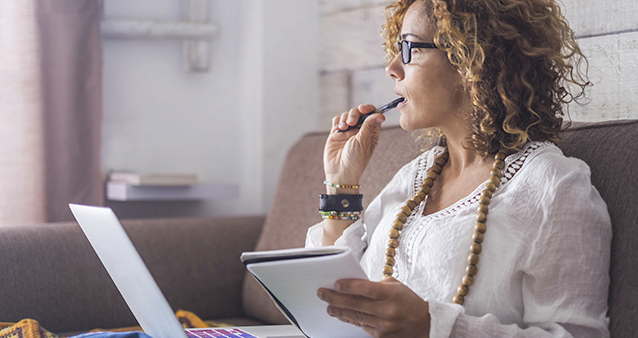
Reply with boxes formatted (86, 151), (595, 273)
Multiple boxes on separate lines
(318, 0), (638, 130)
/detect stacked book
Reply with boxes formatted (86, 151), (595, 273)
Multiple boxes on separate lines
(109, 172), (198, 186)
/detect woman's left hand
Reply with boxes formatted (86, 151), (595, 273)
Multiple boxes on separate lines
(317, 277), (431, 338)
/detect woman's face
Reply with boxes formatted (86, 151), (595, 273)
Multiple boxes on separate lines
(386, 1), (470, 132)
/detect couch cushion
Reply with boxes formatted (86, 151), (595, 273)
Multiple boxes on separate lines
(241, 126), (424, 324)
(559, 119), (638, 338)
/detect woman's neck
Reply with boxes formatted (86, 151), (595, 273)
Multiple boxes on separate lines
(440, 125), (492, 177)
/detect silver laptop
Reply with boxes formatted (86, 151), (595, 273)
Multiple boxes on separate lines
(69, 204), (304, 338)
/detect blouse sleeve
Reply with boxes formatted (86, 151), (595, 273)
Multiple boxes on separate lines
(305, 218), (367, 260)
(429, 155), (612, 338)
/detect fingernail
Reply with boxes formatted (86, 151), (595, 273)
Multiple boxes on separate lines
(376, 117), (384, 123)
(334, 282), (341, 291)
(317, 290), (324, 299)
(327, 306), (334, 316)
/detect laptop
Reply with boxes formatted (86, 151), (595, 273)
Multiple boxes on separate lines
(69, 204), (304, 338)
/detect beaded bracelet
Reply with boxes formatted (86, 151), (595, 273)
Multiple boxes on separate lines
(320, 210), (361, 221)
(323, 181), (361, 189)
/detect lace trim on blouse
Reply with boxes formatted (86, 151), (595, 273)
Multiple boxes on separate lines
(394, 141), (554, 281)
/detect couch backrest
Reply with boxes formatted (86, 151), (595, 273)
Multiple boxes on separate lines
(559, 120), (638, 338)
(242, 119), (638, 338)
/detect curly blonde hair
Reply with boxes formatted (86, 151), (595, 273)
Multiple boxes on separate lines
(382, 0), (590, 154)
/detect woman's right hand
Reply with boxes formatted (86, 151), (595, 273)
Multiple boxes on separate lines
(324, 104), (386, 188)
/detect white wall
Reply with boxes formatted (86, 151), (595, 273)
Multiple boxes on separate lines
(101, 0), (319, 217)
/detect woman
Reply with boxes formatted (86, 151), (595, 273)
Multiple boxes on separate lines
(306, 0), (611, 337)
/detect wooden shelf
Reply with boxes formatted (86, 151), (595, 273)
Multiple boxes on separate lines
(106, 182), (239, 201)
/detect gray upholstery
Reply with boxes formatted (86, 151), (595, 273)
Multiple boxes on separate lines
(560, 120), (638, 337)
(0, 120), (636, 337)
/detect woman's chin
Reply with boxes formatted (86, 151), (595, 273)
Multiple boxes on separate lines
(399, 117), (418, 131)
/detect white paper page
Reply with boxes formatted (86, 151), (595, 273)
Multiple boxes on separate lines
(70, 204), (187, 338)
(247, 248), (372, 338)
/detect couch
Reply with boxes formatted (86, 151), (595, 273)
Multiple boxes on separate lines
(1, 120), (636, 337)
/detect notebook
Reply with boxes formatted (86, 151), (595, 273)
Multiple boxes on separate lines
(69, 204), (304, 338)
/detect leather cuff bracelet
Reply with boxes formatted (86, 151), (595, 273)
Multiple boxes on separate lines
(319, 194), (363, 212)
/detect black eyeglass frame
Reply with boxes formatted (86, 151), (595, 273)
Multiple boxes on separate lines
(398, 40), (437, 64)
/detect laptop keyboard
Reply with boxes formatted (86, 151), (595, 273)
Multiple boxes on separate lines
(186, 328), (259, 338)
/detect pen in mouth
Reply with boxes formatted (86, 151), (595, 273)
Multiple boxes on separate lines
(338, 97), (405, 133)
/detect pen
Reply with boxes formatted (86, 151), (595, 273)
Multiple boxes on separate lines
(338, 97), (405, 132)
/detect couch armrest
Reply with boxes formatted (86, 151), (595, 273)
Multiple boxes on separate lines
(0, 215), (265, 334)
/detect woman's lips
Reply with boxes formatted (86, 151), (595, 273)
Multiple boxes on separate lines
(397, 97), (408, 108)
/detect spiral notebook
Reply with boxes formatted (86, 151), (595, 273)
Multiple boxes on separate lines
(241, 247), (372, 338)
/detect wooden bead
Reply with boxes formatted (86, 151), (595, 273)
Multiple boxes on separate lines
(475, 222), (487, 234)
(462, 274), (475, 286)
(427, 171), (437, 180)
(416, 190), (426, 200)
(405, 199), (417, 210)
(421, 177), (434, 187)
(457, 284), (469, 296)
(397, 213), (407, 223)
(452, 295), (465, 305)
(400, 206), (413, 216)
(493, 159), (505, 170)
(479, 195), (491, 205)
(389, 228), (400, 239)
(468, 253), (480, 265)
(385, 256), (395, 267)
(431, 163), (442, 174)
(477, 204), (489, 214)
(489, 175), (501, 187)
(470, 242), (482, 254)
(495, 152), (506, 161)
(490, 168), (502, 178)
(472, 231), (484, 243)
(434, 155), (447, 166)
(392, 220), (404, 230)
(485, 182), (496, 192)
(411, 195), (423, 205)
(386, 247), (396, 257)
(476, 212), (487, 223)
(466, 264), (478, 276)
(440, 151), (449, 161)
(482, 189), (493, 199)
(421, 184), (431, 194)
(388, 238), (399, 248)
(383, 265), (394, 276)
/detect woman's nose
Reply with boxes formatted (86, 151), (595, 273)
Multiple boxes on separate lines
(386, 53), (404, 81)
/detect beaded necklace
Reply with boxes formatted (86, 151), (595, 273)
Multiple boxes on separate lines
(383, 147), (506, 305)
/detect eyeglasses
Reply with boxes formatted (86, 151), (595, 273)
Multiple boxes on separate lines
(398, 40), (437, 64)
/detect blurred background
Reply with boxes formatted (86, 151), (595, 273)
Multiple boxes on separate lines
(1, 0), (636, 224)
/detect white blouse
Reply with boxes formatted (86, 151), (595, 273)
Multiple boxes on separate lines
(306, 141), (611, 338)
